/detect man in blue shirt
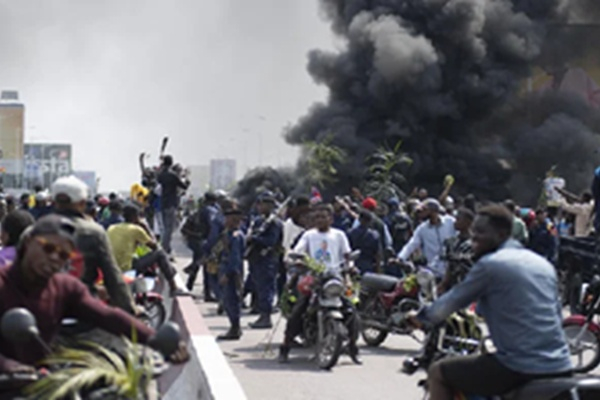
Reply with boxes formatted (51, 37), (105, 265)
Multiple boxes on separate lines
(411, 204), (571, 399)
(347, 210), (381, 274)
(217, 208), (245, 341)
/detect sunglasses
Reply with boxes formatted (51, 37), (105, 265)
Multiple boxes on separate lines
(34, 237), (72, 261)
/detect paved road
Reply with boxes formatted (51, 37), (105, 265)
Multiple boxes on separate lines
(172, 238), (426, 400)
(171, 236), (599, 400)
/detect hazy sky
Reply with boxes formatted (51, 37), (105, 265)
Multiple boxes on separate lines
(0, 1), (334, 191)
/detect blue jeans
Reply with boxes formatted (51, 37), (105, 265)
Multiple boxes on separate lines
(161, 207), (177, 254)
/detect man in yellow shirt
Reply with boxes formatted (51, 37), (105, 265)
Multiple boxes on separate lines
(107, 204), (187, 296)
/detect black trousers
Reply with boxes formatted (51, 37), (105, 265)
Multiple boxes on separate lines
(439, 354), (572, 397)
(132, 249), (176, 281)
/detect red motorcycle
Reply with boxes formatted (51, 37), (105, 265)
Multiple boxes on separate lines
(67, 252), (166, 329)
(563, 274), (600, 373)
(358, 265), (435, 347)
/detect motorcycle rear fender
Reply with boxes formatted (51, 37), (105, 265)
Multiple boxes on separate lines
(136, 292), (163, 302)
(326, 310), (344, 320)
(563, 314), (600, 334)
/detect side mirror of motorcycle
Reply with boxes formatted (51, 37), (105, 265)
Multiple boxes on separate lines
(348, 250), (361, 262)
(148, 321), (181, 359)
(1, 308), (40, 343)
(1, 308), (52, 353)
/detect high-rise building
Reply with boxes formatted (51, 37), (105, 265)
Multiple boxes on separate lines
(0, 91), (24, 187)
(210, 159), (236, 191)
(187, 165), (210, 198)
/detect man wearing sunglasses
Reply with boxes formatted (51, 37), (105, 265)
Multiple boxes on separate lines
(50, 176), (137, 315)
(0, 215), (189, 377)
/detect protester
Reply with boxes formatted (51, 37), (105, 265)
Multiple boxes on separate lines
(347, 210), (382, 274)
(157, 155), (190, 256)
(384, 197), (413, 255)
(280, 203), (357, 363)
(528, 208), (558, 262)
(504, 200), (529, 245)
(107, 204), (187, 296)
(409, 205), (571, 399)
(101, 200), (125, 230)
(555, 187), (594, 237)
(397, 198), (456, 277)
(51, 176), (136, 314)
(0, 215), (189, 376)
(0, 210), (35, 268)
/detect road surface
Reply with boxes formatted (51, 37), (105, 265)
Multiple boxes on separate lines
(172, 238), (426, 400)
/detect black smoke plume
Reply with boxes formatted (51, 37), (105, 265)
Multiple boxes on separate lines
(272, 0), (600, 203)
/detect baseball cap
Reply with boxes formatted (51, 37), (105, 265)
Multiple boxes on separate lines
(423, 198), (442, 212)
(51, 176), (89, 203)
(362, 197), (378, 211)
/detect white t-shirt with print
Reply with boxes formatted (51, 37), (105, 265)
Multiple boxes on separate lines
(293, 227), (351, 272)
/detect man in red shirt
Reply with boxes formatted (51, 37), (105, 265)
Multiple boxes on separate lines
(0, 215), (188, 374)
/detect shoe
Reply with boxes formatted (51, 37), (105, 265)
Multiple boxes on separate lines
(402, 358), (420, 375)
(183, 264), (195, 274)
(278, 345), (290, 363)
(249, 314), (272, 329)
(169, 255), (176, 263)
(186, 279), (194, 292)
(204, 294), (217, 303)
(217, 326), (242, 341)
(248, 308), (260, 315)
(217, 303), (224, 315)
(349, 346), (362, 365)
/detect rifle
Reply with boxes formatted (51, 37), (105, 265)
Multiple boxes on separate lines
(244, 196), (291, 259)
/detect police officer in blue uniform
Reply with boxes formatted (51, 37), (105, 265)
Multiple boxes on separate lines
(246, 192), (283, 329)
(217, 208), (246, 341)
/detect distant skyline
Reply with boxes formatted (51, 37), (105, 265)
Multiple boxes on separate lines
(0, 1), (335, 191)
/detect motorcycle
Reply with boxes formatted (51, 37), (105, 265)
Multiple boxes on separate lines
(403, 275), (600, 399)
(563, 273), (600, 373)
(281, 250), (361, 370)
(123, 266), (166, 329)
(0, 308), (182, 400)
(358, 262), (438, 347)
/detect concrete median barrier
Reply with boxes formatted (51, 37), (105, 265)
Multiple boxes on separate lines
(157, 275), (247, 400)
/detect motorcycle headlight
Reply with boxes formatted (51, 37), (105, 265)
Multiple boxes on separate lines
(323, 280), (345, 298)
(416, 269), (435, 288)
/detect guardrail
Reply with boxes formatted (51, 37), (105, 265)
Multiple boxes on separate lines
(157, 275), (247, 400)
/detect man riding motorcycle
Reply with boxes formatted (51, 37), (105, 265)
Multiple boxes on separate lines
(279, 204), (360, 364)
(0, 215), (189, 386)
(408, 205), (572, 400)
(51, 176), (137, 314)
(397, 199), (456, 278)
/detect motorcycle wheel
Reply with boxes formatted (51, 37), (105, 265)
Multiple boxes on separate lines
(317, 317), (344, 370)
(360, 299), (389, 347)
(139, 297), (166, 330)
(563, 322), (600, 373)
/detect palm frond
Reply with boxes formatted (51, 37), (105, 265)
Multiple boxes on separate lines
(25, 338), (151, 400)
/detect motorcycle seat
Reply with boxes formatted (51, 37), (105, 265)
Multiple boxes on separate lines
(361, 273), (400, 293)
(503, 376), (600, 400)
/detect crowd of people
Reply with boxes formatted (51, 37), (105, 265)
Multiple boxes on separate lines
(0, 147), (595, 399)
(0, 154), (195, 399)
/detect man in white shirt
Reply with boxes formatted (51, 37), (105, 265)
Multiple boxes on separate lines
(281, 204), (357, 363)
(293, 204), (352, 272)
(556, 187), (594, 237)
(397, 198), (456, 277)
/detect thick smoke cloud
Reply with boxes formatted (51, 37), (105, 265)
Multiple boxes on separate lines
(279, 0), (600, 203)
